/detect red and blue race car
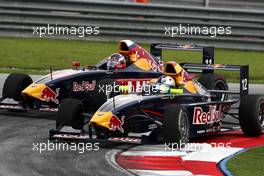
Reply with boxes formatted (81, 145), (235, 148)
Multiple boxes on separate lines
(0, 40), (163, 112)
(50, 44), (263, 146)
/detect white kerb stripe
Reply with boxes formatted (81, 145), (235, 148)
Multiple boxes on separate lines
(121, 151), (187, 157)
(182, 147), (243, 162)
(128, 170), (193, 176)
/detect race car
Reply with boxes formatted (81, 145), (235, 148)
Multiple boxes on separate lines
(50, 48), (263, 145)
(0, 40), (164, 112)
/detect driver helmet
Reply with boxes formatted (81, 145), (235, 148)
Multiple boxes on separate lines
(107, 53), (126, 70)
(160, 75), (176, 87)
(155, 75), (176, 93)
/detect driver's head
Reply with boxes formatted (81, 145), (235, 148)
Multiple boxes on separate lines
(160, 75), (176, 87)
(107, 53), (126, 70)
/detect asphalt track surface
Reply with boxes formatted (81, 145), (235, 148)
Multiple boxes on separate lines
(0, 74), (128, 176)
(0, 74), (263, 176)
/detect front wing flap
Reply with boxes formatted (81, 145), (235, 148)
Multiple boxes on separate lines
(49, 129), (143, 144)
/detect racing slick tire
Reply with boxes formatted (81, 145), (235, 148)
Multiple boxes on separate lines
(56, 98), (84, 130)
(198, 73), (228, 101)
(239, 95), (264, 136)
(2, 73), (33, 101)
(163, 105), (190, 147)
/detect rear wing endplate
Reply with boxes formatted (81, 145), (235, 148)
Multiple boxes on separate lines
(183, 63), (249, 97)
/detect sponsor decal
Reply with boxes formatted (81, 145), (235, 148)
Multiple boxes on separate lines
(97, 112), (104, 116)
(72, 80), (96, 92)
(213, 125), (221, 132)
(134, 46), (162, 72)
(54, 134), (90, 140)
(109, 115), (125, 133)
(41, 87), (60, 104)
(180, 69), (193, 84)
(39, 108), (58, 112)
(212, 64), (225, 68)
(148, 124), (158, 130)
(193, 105), (222, 125)
(108, 137), (141, 143)
(146, 58), (161, 71)
(197, 130), (206, 134)
(116, 79), (150, 93)
(0, 105), (24, 110)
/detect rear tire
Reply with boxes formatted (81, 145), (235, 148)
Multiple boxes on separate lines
(198, 73), (228, 101)
(163, 105), (190, 147)
(2, 73), (33, 101)
(239, 95), (264, 136)
(56, 98), (84, 130)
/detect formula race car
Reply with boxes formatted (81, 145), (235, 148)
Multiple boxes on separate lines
(0, 40), (164, 112)
(50, 45), (264, 145)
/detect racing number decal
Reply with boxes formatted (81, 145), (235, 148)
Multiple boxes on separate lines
(241, 78), (248, 91)
(205, 58), (213, 65)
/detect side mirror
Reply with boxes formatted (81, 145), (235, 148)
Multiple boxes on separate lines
(72, 61), (80, 69)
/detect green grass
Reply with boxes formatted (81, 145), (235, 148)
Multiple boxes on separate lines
(227, 147), (264, 176)
(0, 37), (263, 83)
(0, 37), (116, 70)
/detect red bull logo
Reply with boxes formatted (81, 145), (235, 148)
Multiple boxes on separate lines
(180, 69), (193, 85)
(41, 87), (60, 104)
(134, 46), (162, 72)
(109, 115), (124, 133)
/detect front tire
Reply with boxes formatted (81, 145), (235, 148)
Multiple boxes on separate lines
(163, 105), (190, 147)
(239, 95), (264, 136)
(2, 73), (33, 101)
(56, 98), (84, 130)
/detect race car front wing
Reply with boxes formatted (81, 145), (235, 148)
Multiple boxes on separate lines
(49, 128), (145, 145)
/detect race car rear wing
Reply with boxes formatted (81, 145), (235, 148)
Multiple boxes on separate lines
(183, 63), (249, 98)
(150, 43), (214, 65)
(150, 43), (248, 97)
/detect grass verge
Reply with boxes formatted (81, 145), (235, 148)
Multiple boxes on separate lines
(227, 146), (264, 176)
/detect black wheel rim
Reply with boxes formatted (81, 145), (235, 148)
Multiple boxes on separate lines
(179, 110), (188, 143)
